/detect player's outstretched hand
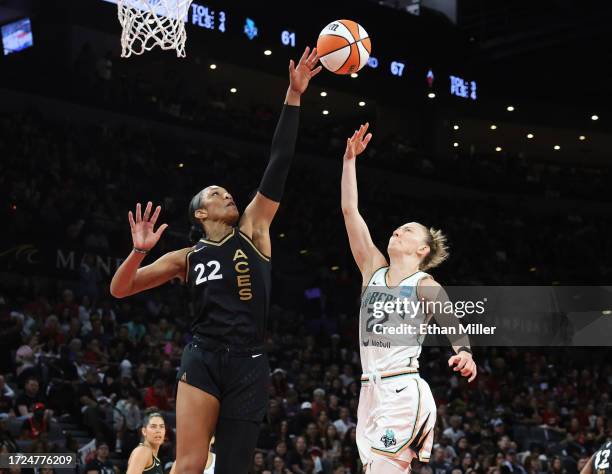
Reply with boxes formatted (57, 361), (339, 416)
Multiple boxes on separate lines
(344, 122), (373, 161)
(448, 351), (477, 382)
(289, 46), (322, 95)
(128, 201), (168, 252)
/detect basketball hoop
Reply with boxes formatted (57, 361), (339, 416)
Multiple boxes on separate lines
(117, 0), (193, 58)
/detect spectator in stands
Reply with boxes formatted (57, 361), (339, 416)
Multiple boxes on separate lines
(284, 390), (300, 419)
(78, 369), (114, 445)
(143, 380), (170, 411)
(291, 402), (315, 436)
(133, 363), (151, 388)
(114, 386), (141, 454)
(309, 446), (331, 473)
(55, 289), (79, 321)
(320, 423), (342, 461)
(15, 377), (44, 417)
(15, 345), (40, 386)
(503, 450), (527, 474)
(0, 413), (18, 453)
(125, 313), (146, 343)
(333, 407), (355, 439)
(288, 436), (309, 474)
(338, 365), (355, 388)
(311, 388), (327, 417)
(339, 444), (358, 473)
(20, 402), (51, 440)
(84, 314), (106, 346)
(523, 454), (545, 474)
(305, 422), (319, 448)
(326, 395), (340, 421)
(84, 439), (118, 474)
(251, 450), (267, 473)
(266, 440), (289, 468)
(0, 375), (15, 415)
(331, 463), (347, 474)
(162, 332), (184, 364)
(157, 318), (173, 342)
(549, 456), (566, 474)
(430, 447), (452, 474)
(443, 416), (466, 444)
(157, 359), (177, 389)
(271, 453), (292, 473)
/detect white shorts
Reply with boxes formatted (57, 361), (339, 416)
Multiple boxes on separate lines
(357, 370), (436, 465)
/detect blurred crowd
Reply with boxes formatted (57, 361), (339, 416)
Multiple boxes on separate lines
(66, 46), (612, 205)
(2, 108), (612, 290)
(1, 53), (612, 473)
(1, 286), (611, 474)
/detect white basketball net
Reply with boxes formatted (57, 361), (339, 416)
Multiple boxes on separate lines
(117, 0), (193, 57)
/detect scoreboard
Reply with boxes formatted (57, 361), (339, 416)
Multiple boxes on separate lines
(98, 0), (478, 101)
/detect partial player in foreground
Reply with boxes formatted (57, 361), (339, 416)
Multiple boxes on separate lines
(340, 124), (477, 473)
(110, 47), (321, 474)
(580, 440), (611, 474)
(126, 409), (165, 474)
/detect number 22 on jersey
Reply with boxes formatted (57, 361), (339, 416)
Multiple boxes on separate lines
(194, 261), (223, 285)
(193, 249), (253, 301)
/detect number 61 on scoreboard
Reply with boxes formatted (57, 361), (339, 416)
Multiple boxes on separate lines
(281, 30), (296, 47)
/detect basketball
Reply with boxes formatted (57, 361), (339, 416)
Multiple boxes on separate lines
(316, 19), (372, 75)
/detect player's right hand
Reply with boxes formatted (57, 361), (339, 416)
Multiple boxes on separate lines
(128, 201), (168, 251)
(448, 352), (477, 383)
(344, 122), (372, 161)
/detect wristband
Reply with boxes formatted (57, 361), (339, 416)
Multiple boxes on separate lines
(458, 346), (472, 355)
(133, 247), (149, 254)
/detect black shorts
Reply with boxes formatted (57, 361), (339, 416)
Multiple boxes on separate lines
(177, 335), (270, 422)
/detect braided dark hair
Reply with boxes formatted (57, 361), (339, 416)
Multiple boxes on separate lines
(188, 189), (204, 243)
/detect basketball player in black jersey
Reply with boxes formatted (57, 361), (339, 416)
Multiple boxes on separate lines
(580, 440), (612, 474)
(110, 46), (321, 474)
(126, 410), (165, 474)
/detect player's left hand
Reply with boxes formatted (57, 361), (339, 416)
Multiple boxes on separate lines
(448, 351), (477, 382)
(289, 46), (322, 95)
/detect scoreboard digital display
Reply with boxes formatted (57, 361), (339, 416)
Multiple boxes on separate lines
(99, 0), (478, 100)
(450, 75), (478, 100)
(191, 3), (226, 32)
(2, 17), (34, 56)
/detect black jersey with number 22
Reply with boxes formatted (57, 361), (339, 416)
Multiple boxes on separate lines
(185, 228), (271, 347)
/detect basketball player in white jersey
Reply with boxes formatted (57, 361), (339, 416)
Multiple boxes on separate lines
(340, 123), (477, 473)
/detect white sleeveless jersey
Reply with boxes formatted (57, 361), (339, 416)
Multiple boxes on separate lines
(203, 453), (215, 474)
(359, 267), (431, 373)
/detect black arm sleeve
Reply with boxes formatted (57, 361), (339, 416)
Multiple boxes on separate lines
(258, 104), (300, 202)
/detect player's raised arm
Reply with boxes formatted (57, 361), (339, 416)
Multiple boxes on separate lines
(341, 123), (387, 282)
(110, 202), (190, 299)
(240, 47), (322, 244)
(418, 277), (478, 382)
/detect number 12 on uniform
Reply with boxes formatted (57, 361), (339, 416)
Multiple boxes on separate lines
(595, 449), (610, 470)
